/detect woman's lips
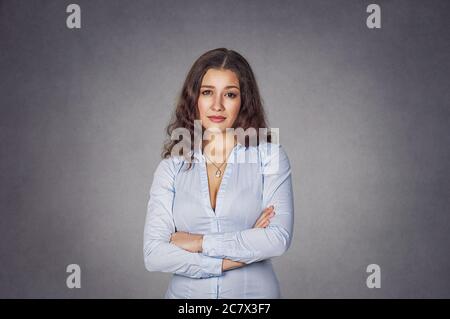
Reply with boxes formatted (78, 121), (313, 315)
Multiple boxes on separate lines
(207, 116), (226, 123)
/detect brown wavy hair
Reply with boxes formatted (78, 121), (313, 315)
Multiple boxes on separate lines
(162, 48), (272, 170)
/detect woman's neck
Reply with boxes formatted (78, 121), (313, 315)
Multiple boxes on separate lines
(202, 134), (237, 163)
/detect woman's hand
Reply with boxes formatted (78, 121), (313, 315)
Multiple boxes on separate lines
(253, 205), (275, 228)
(170, 205), (275, 271)
(222, 205), (276, 271)
(170, 231), (203, 253)
(222, 258), (246, 271)
(169, 232), (247, 272)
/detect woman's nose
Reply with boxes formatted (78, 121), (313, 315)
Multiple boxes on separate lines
(211, 96), (224, 111)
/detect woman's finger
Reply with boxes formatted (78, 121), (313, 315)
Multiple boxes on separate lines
(254, 213), (275, 228)
(259, 206), (274, 219)
(254, 211), (267, 226)
(253, 206), (275, 228)
(257, 208), (275, 221)
(255, 217), (266, 228)
(254, 219), (265, 228)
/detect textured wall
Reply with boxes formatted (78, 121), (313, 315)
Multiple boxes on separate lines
(1, 0), (449, 298)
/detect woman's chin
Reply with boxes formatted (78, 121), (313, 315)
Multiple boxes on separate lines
(204, 124), (227, 133)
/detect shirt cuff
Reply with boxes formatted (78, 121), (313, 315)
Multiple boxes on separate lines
(200, 254), (223, 278)
(202, 233), (226, 257)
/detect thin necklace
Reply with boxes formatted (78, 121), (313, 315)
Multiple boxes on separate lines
(204, 152), (226, 178)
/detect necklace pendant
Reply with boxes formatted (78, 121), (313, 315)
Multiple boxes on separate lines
(215, 170), (222, 178)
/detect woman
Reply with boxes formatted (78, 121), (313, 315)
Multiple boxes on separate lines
(143, 48), (294, 298)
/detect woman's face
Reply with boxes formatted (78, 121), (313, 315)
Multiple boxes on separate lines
(197, 68), (241, 133)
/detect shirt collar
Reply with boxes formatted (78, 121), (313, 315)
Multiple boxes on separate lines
(191, 140), (245, 162)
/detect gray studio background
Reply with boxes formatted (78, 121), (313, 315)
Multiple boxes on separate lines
(1, 0), (449, 298)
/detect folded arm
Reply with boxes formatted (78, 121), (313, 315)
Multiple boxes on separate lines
(143, 158), (223, 279)
(201, 143), (294, 264)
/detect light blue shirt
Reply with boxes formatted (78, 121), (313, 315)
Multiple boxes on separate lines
(143, 141), (294, 298)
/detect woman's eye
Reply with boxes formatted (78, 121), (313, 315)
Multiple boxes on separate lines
(201, 90), (212, 95)
(226, 92), (237, 98)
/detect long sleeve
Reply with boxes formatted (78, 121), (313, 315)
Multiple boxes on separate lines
(143, 157), (223, 279)
(201, 143), (294, 264)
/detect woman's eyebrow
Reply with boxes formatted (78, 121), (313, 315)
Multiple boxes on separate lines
(201, 85), (240, 90)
